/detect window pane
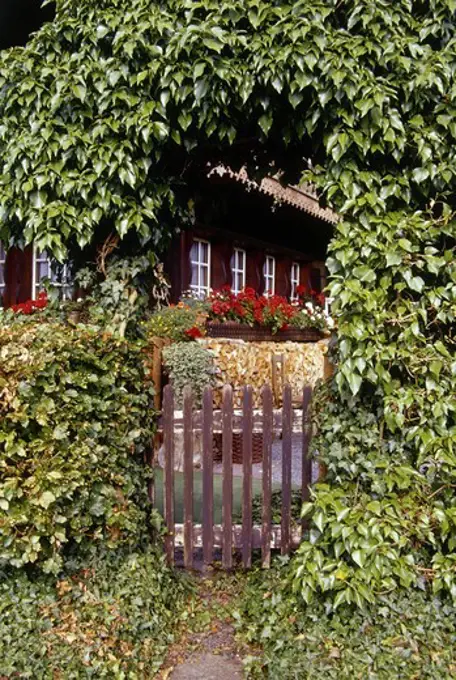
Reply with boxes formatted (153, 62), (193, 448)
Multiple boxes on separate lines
(0, 243), (5, 306)
(190, 243), (199, 263)
(189, 239), (211, 296)
(35, 251), (50, 294)
(264, 256), (275, 295)
(0, 243), (5, 288)
(291, 262), (300, 299)
(200, 241), (209, 264)
(190, 262), (199, 287)
(231, 248), (246, 294)
(200, 265), (208, 289)
(34, 250), (73, 300)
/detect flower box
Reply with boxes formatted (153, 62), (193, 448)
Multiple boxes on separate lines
(206, 321), (324, 343)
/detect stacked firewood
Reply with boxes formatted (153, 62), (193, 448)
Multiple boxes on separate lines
(198, 338), (328, 408)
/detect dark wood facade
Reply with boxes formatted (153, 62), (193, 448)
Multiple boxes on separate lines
(0, 174), (335, 309)
(0, 246), (34, 308)
(167, 227), (326, 302)
(165, 173), (334, 301)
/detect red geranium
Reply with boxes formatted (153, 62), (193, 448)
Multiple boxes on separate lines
(11, 291), (48, 315)
(185, 326), (203, 339)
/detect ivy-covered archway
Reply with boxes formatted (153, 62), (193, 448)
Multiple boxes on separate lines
(0, 0), (455, 605)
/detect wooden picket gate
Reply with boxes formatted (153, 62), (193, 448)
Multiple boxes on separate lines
(152, 382), (313, 569)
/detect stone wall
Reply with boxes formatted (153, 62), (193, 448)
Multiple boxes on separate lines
(198, 338), (329, 407)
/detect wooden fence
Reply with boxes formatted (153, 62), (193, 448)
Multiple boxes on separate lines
(153, 382), (313, 569)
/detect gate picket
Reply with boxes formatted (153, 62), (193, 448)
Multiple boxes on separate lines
(302, 385), (313, 530)
(163, 385), (175, 566)
(261, 384), (273, 568)
(183, 386), (194, 569)
(222, 385), (233, 570)
(202, 386), (214, 565)
(281, 384), (292, 555)
(242, 385), (253, 568)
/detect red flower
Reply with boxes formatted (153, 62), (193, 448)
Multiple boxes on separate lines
(254, 308), (264, 323)
(185, 326), (203, 339)
(11, 292), (48, 315)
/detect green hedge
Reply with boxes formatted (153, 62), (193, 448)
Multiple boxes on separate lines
(0, 316), (155, 574)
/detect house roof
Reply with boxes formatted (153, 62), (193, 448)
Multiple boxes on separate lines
(208, 165), (338, 225)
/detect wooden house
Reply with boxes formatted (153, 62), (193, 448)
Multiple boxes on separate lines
(166, 166), (336, 302)
(0, 168), (336, 309)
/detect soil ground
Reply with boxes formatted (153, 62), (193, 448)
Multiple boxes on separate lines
(156, 569), (258, 679)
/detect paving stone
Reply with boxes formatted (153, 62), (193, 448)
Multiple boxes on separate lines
(170, 652), (243, 679)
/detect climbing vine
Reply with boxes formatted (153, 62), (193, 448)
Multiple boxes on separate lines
(0, 0), (455, 605)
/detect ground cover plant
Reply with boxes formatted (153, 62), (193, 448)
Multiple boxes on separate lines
(236, 562), (456, 679)
(0, 548), (189, 678)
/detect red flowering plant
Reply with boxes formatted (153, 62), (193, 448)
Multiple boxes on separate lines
(11, 291), (48, 315)
(261, 294), (297, 333)
(290, 284), (334, 333)
(208, 285), (257, 325)
(296, 284), (326, 309)
(185, 325), (204, 339)
(209, 287), (299, 334)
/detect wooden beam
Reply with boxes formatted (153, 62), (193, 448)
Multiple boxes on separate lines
(173, 524), (302, 550)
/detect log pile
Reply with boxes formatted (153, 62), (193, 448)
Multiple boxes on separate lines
(198, 338), (328, 407)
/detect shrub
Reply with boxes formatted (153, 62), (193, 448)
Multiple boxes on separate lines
(146, 303), (207, 342)
(162, 342), (217, 408)
(238, 562), (456, 679)
(0, 548), (190, 677)
(0, 316), (155, 574)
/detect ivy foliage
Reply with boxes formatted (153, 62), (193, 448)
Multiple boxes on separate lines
(0, 0), (451, 258)
(0, 0), (455, 607)
(237, 563), (456, 679)
(0, 316), (155, 574)
(0, 548), (189, 677)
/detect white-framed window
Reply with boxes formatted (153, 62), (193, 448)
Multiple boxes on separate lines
(0, 243), (6, 307)
(33, 249), (73, 301)
(231, 247), (246, 295)
(290, 262), (300, 301)
(189, 238), (211, 298)
(263, 255), (275, 296)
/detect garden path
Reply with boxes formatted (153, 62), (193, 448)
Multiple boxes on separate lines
(157, 572), (256, 680)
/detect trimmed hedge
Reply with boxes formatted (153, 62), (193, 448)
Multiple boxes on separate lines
(0, 316), (155, 574)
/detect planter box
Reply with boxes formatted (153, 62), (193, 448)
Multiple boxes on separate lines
(207, 321), (323, 343)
